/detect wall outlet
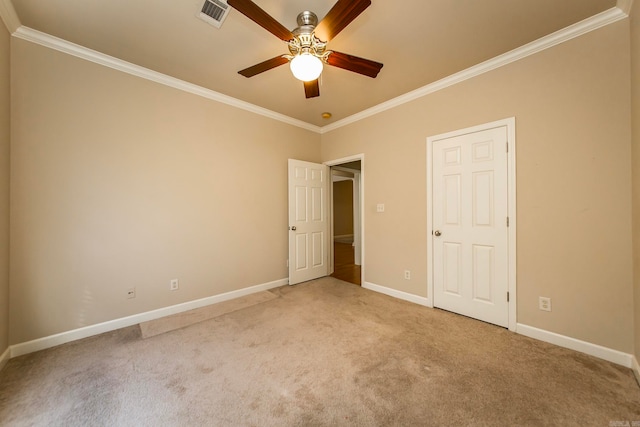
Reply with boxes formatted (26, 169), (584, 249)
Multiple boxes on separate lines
(170, 279), (179, 291)
(539, 296), (551, 312)
(404, 270), (411, 280)
(127, 288), (136, 299)
(376, 203), (385, 213)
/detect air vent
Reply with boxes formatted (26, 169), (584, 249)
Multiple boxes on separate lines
(198, 0), (230, 29)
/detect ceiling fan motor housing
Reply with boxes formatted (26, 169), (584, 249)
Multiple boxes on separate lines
(288, 11), (328, 59)
(296, 11), (318, 28)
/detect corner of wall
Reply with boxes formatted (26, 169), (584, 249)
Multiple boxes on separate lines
(630, 0), (640, 376)
(0, 9), (10, 366)
(633, 355), (640, 386)
(0, 0), (21, 34)
(0, 346), (9, 371)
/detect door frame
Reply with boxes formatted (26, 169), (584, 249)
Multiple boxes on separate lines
(325, 154), (365, 286)
(426, 118), (517, 331)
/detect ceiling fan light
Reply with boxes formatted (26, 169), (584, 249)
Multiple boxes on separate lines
(290, 53), (323, 82)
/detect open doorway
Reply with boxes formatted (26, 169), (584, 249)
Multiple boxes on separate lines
(329, 160), (362, 286)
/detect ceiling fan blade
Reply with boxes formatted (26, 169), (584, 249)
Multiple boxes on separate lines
(304, 80), (320, 98)
(326, 51), (383, 78)
(228, 0), (294, 41)
(238, 55), (290, 77)
(314, 0), (371, 42)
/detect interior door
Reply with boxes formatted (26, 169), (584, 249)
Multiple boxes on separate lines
(288, 159), (329, 285)
(431, 126), (509, 327)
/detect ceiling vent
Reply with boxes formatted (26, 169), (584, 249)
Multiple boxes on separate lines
(198, 0), (230, 29)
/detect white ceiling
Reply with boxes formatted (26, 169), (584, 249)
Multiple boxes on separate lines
(5, 0), (619, 126)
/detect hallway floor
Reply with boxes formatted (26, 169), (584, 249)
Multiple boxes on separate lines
(331, 242), (361, 286)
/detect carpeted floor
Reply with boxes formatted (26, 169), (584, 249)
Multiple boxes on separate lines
(0, 277), (639, 426)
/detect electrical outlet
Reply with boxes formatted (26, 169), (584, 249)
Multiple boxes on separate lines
(127, 288), (136, 299)
(539, 296), (551, 312)
(376, 203), (385, 213)
(170, 279), (179, 291)
(404, 270), (411, 280)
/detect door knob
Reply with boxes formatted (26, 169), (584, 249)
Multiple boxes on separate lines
(434, 230), (441, 237)
(290, 226), (297, 231)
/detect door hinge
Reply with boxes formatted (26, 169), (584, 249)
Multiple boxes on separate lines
(506, 142), (509, 153)
(507, 291), (510, 302)
(506, 217), (510, 227)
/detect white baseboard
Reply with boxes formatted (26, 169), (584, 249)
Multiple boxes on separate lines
(7, 278), (637, 377)
(0, 346), (10, 371)
(361, 282), (635, 370)
(516, 323), (633, 368)
(10, 278), (288, 358)
(632, 355), (640, 386)
(363, 281), (432, 307)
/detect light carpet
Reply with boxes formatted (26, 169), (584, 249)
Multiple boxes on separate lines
(0, 277), (639, 426)
(139, 290), (278, 339)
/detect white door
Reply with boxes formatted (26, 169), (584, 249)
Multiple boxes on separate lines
(431, 125), (509, 327)
(288, 159), (329, 285)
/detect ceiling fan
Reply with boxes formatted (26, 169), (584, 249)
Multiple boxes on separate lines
(227, 0), (383, 99)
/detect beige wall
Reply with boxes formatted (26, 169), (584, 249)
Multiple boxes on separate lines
(10, 39), (321, 344)
(333, 180), (353, 237)
(0, 21), (10, 355)
(631, 3), (640, 366)
(321, 21), (634, 353)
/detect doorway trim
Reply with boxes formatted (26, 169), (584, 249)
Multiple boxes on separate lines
(325, 154), (365, 286)
(426, 118), (517, 331)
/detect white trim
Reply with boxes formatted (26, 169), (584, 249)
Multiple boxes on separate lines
(11, 26), (321, 134)
(0, 346), (10, 371)
(633, 356), (640, 385)
(9, 278), (287, 358)
(327, 168), (335, 276)
(506, 120), (517, 331)
(426, 139), (435, 309)
(4, 6), (627, 135)
(324, 154), (364, 167)
(352, 282), (636, 370)
(363, 282), (432, 307)
(325, 154), (365, 286)
(0, 0), (20, 33)
(426, 118), (517, 330)
(516, 323), (634, 368)
(321, 7), (627, 134)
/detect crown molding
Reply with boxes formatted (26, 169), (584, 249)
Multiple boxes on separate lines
(12, 26), (322, 134)
(320, 6), (628, 134)
(0, 0), (20, 33)
(9, 3), (629, 135)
